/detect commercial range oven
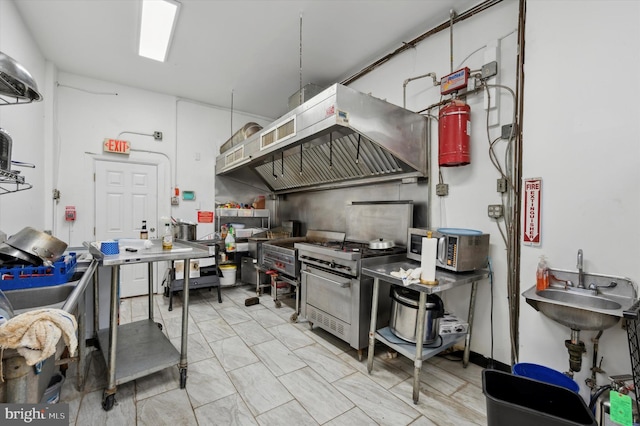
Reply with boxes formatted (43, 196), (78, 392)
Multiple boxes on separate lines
(298, 201), (413, 359)
(297, 240), (405, 359)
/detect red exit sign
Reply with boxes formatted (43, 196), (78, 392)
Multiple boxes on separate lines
(103, 138), (130, 154)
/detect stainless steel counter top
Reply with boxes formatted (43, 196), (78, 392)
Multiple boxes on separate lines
(361, 256), (489, 293)
(85, 239), (213, 266)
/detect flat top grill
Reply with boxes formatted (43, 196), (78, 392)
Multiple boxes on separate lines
(296, 240), (406, 260)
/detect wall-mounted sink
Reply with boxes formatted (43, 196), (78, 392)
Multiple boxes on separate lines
(522, 269), (637, 331)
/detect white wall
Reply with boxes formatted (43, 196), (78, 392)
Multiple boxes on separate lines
(348, 0), (519, 365)
(50, 72), (270, 246)
(0, 0), (46, 234)
(520, 0), (640, 396)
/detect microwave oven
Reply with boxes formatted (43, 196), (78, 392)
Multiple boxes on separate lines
(407, 227), (489, 272)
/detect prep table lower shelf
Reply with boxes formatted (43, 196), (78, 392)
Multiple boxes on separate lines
(375, 327), (466, 360)
(97, 319), (179, 385)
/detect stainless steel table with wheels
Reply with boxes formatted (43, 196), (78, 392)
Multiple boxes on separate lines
(87, 239), (213, 411)
(362, 259), (489, 405)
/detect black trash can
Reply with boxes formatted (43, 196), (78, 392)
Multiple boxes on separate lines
(482, 369), (596, 426)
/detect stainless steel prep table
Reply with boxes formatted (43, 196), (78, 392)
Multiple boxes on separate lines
(362, 257), (489, 404)
(86, 239), (213, 410)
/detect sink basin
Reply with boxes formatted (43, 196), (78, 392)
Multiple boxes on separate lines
(523, 269), (637, 331)
(4, 281), (77, 313)
(2, 263), (89, 314)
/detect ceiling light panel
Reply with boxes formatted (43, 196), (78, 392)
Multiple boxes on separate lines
(138, 0), (180, 62)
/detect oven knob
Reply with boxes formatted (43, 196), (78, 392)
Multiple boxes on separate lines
(330, 260), (335, 268)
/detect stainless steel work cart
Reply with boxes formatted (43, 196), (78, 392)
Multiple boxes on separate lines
(362, 258), (489, 405)
(87, 239), (213, 410)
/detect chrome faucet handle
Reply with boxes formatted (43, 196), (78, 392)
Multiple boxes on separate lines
(590, 281), (618, 290)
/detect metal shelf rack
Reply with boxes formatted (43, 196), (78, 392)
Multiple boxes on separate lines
(623, 300), (640, 412)
(0, 168), (31, 194)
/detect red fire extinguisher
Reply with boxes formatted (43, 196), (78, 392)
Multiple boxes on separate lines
(438, 99), (471, 167)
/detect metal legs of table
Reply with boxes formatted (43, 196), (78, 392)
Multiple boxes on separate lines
(367, 278), (480, 405)
(102, 265), (119, 410)
(367, 277), (426, 405)
(411, 292), (427, 404)
(100, 260), (192, 410)
(179, 263), (190, 388)
(463, 281), (478, 367)
(366, 278), (380, 374)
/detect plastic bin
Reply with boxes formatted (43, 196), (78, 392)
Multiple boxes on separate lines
(482, 369), (596, 426)
(219, 265), (237, 286)
(513, 362), (579, 393)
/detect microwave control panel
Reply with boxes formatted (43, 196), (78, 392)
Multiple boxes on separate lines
(443, 236), (458, 267)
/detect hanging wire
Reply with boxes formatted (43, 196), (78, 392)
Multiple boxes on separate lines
(272, 155), (277, 179)
(299, 13), (303, 105)
(230, 89), (234, 138)
(329, 132), (333, 168)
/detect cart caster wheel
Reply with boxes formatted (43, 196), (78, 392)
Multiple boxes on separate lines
(156, 322), (163, 331)
(274, 300), (282, 309)
(180, 368), (187, 388)
(102, 392), (115, 411)
(290, 312), (298, 323)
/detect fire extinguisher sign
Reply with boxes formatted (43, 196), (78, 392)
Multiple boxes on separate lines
(523, 177), (542, 245)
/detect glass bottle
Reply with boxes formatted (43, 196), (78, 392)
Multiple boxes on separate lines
(162, 223), (173, 249)
(140, 220), (148, 240)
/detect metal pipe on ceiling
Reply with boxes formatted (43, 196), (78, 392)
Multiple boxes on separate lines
(341, 0), (503, 86)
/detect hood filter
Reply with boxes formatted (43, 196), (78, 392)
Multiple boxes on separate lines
(253, 134), (407, 191)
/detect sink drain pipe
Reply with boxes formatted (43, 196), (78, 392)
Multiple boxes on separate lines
(565, 329), (586, 375)
(586, 330), (605, 389)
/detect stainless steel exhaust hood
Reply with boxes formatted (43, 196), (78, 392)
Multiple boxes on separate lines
(215, 84), (427, 194)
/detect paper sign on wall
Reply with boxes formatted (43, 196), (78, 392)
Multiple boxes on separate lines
(197, 211), (214, 223)
(523, 177), (542, 246)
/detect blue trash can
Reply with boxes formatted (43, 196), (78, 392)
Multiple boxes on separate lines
(513, 363), (580, 393)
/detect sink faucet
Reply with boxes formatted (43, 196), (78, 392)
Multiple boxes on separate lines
(577, 249), (585, 288)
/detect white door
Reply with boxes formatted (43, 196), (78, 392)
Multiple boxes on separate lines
(95, 160), (158, 298)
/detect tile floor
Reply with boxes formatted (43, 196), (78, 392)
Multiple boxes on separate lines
(61, 284), (488, 425)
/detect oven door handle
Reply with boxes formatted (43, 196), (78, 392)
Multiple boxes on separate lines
(301, 269), (351, 288)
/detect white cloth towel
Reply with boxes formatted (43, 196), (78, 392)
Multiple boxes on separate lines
(390, 267), (423, 285)
(0, 308), (77, 366)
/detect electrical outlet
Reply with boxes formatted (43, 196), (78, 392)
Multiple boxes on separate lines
(488, 204), (503, 218)
(436, 183), (449, 196)
(482, 61), (498, 79)
(501, 124), (515, 139)
(497, 178), (507, 193)
(171, 196), (179, 205)
(153, 131), (163, 141)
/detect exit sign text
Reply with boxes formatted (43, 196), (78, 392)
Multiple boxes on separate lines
(103, 138), (130, 154)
